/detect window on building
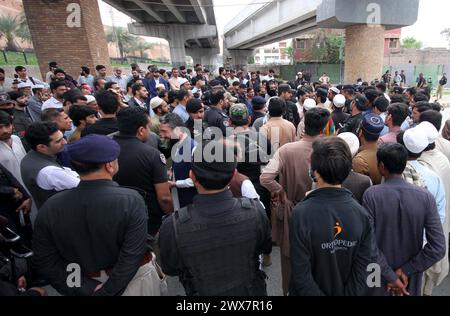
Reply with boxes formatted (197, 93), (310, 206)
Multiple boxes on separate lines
(296, 39), (306, 50)
(389, 38), (399, 49)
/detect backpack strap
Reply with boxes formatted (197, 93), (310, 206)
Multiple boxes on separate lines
(28, 77), (36, 86)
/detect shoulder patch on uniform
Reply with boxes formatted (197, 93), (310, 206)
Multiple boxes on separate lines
(160, 154), (167, 165)
(223, 120), (230, 127)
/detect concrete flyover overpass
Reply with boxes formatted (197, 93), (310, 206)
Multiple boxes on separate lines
(21, 0), (219, 79)
(223, 0), (420, 82)
(104, 0), (220, 69)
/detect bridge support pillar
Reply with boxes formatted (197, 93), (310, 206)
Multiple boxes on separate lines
(23, 0), (111, 80)
(187, 48), (219, 72)
(225, 49), (254, 71)
(167, 35), (187, 69)
(344, 24), (386, 83)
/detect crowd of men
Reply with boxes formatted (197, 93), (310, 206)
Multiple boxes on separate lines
(0, 59), (450, 297)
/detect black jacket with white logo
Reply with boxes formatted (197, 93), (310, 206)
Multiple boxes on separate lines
(289, 188), (373, 296)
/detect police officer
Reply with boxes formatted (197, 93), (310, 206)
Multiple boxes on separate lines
(159, 140), (272, 296)
(33, 135), (161, 296)
(204, 89), (230, 137)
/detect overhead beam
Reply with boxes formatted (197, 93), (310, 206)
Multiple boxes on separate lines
(103, 0), (143, 22)
(134, 0), (166, 23)
(189, 0), (207, 24)
(161, 0), (187, 23)
(194, 39), (203, 48)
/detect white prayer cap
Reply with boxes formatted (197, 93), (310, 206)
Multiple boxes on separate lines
(156, 83), (165, 90)
(18, 82), (32, 89)
(33, 84), (46, 90)
(416, 121), (439, 144)
(303, 98), (317, 111)
(179, 78), (189, 86)
(85, 95), (96, 104)
(403, 127), (429, 154)
(330, 87), (340, 94)
(338, 132), (360, 158)
(150, 97), (164, 110)
(333, 94), (346, 108)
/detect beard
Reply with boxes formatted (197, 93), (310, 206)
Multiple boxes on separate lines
(268, 89), (277, 97)
(0, 133), (12, 141)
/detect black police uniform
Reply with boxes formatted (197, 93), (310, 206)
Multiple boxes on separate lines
(204, 106), (230, 137)
(113, 135), (168, 236)
(159, 190), (272, 296)
(33, 180), (149, 296)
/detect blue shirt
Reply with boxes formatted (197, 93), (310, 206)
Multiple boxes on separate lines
(173, 104), (189, 123)
(409, 160), (446, 225)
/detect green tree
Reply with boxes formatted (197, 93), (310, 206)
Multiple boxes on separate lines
(0, 15), (22, 51)
(105, 26), (135, 58)
(16, 14), (32, 46)
(127, 40), (154, 58)
(283, 46), (295, 65)
(308, 30), (345, 63)
(401, 37), (423, 49)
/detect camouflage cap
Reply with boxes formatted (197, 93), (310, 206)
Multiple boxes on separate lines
(229, 103), (249, 123)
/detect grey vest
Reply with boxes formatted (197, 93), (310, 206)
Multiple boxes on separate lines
(172, 198), (267, 296)
(21, 151), (61, 209)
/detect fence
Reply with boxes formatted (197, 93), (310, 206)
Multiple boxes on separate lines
(0, 50), (37, 66)
(249, 63), (450, 87)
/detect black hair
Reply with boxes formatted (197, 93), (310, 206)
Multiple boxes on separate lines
(268, 98), (286, 117)
(50, 80), (66, 91)
(364, 89), (380, 105)
(210, 89), (226, 106)
(15, 66), (26, 73)
(96, 91), (119, 114)
(430, 103), (442, 112)
(305, 107), (331, 137)
(191, 141), (236, 190)
(96, 65), (106, 72)
(117, 107), (149, 136)
(376, 82), (387, 92)
(131, 83), (145, 96)
(406, 87), (416, 96)
(126, 80), (134, 90)
(53, 68), (65, 76)
(168, 90), (177, 104)
(81, 66), (90, 75)
(105, 81), (118, 91)
(0, 68), (5, 74)
(70, 161), (103, 176)
(390, 95), (407, 104)
(159, 112), (185, 129)
(0, 110), (13, 125)
(415, 101), (431, 114)
(232, 81), (240, 87)
(278, 84), (292, 96)
(414, 93), (429, 103)
(311, 137), (352, 185)
(41, 108), (65, 123)
(377, 143), (408, 174)
(69, 105), (97, 127)
(419, 110), (443, 131)
(176, 89), (190, 101)
(25, 122), (60, 151)
(361, 127), (380, 142)
(397, 131), (421, 160)
(387, 103), (409, 127)
(374, 97), (389, 113)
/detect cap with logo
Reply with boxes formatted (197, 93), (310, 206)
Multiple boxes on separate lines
(361, 113), (384, 136)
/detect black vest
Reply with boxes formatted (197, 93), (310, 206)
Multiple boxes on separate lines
(172, 198), (267, 296)
(21, 151), (62, 209)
